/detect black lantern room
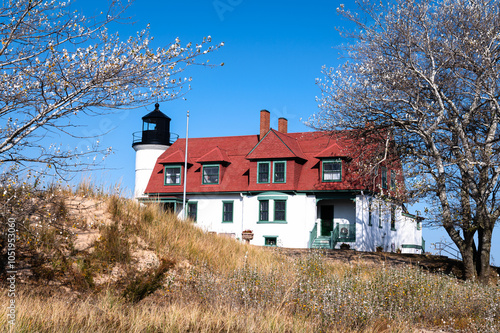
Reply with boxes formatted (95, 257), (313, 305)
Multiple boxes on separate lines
(132, 103), (172, 147)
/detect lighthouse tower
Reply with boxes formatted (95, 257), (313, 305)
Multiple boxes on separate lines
(132, 103), (173, 200)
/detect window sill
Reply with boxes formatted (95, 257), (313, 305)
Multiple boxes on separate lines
(257, 221), (288, 224)
(221, 221), (233, 224)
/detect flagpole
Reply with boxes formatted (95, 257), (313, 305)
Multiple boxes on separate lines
(182, 110), (189, 219)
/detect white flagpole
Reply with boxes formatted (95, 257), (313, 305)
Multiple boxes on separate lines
(182, 110), (189, 219)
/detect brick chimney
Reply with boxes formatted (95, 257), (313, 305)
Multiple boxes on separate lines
(260, 109), (270, 140)
(278, 117), (288, 134)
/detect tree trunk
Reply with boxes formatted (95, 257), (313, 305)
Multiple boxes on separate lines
(477, 227), (492, 284)
(460, 244), (477, 281)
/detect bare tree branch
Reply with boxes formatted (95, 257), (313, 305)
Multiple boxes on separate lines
(312, 0), (500, 283)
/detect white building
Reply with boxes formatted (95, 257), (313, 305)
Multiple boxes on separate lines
(133, 107), (424, 253)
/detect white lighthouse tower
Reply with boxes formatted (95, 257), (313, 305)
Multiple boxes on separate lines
(132, 103), (174, 200)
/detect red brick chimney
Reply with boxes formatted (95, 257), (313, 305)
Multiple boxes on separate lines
(260, 109), (270, 140)
(278, 117), (288, 134)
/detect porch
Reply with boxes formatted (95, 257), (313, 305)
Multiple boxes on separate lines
(310, 223), (356, 249)
(309, 196), (357, 249)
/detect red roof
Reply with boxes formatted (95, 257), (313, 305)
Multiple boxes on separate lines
(197, 146), (230, 164)
(158, 149), (194, 165)
(144, 128), (403, 196)
(247, 129), (307, 161)
(315, 142), (346, 158)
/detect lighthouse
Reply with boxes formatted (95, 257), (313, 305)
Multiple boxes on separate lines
(132, 103), (175, 200)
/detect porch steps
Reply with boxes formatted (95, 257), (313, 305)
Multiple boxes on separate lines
(312, 236), (331, 249)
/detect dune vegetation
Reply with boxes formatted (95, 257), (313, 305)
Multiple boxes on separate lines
(1, 180), (499, 332)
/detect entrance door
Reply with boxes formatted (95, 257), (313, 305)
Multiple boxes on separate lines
(320, 205), (334, 236)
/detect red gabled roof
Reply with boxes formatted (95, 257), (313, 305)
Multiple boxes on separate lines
(197, 146), (230, 164)
(246, 129), (307, 161)
(315, 143), (346, 158)
(144, 129), (403, 196)
(145, 135), (258, 194)
(158, 149), (194, 165)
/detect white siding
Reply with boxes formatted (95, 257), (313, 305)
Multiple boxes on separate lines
(133, 144), (169, 199)
(355, 195), (423, 253)
(182, 192), (422, 252)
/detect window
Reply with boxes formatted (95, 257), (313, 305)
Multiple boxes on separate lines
(257, 162), (270, 183)
(273, 161), (286, 183)
(259, 200), (269, 221)
(143, 121), (156, 131)
(202, 165), (219, 184)
(274, 200), (286, 221)
(391, 206), (396, 230)
(390, 170), (396, 189)
(264, 236), (277, 246)
(378, 202), (383, 228)
(381, 166), (388, 189)
(322, 159), (342, 182)
(222, 201), (233, 223)
(164, 166), (181, 185)
(368, 198), (373, 226)
(188, 202), (197, 222)
(257, 194), (288, 224)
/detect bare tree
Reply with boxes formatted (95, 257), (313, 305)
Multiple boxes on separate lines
(311, 0), (500, 283)
(0, 0), (222, 175)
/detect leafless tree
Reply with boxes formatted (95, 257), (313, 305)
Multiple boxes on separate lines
(311, 0), (500, 283)
(0, 0), (222, 176)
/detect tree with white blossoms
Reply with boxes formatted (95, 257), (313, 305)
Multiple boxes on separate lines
(0, 0), (223, 175)
(311, 0), (500, 283)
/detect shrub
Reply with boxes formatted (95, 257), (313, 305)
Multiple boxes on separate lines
(122, 258), (176, 303)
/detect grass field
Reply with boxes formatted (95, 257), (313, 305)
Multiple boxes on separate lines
(1, 183), (499, 332)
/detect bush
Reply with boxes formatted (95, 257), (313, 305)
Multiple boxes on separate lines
(122, 258), (176, 303)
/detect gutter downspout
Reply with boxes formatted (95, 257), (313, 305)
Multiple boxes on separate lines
(240, 192), (245, 238)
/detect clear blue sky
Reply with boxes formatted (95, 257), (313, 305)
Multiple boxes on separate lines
(65, 0), (499, 263)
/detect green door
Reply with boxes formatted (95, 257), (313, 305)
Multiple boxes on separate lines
(320, 205), (334, 236)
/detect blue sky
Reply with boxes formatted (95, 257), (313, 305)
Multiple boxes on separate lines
(77, 0), (349, 190)
(64, 0), (499, 262)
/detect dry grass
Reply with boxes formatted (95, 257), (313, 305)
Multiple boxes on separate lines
(1, 180), (500, 332)
(1, 288), (430, 333)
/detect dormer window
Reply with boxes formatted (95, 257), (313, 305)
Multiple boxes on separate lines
(322, 159), (342, 182)
(273, 161), (286, 183)
(381, 166), (388, 189)
(202, 164), (219, 184)
(164, 165), (181, 185)
(257, 162), (270, 183)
